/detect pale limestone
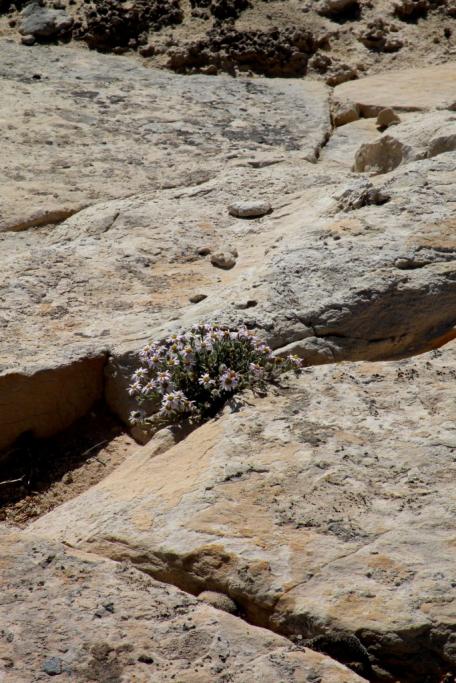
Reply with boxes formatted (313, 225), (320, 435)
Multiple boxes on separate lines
(28, 344), (456, 680)
(0, 530), (365, 682)
(334, 63), (456, 115)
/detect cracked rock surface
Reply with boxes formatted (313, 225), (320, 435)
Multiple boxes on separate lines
(1, 41), (456, 450)
(0, 18), (456, 683)
(28, 345), (456, 681)
(0, 530), (365, 682)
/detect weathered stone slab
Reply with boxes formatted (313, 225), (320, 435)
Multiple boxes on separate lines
(0, 38), (329, 233)
(353, 111), (456, 173)
(1, 42), (455, 452)
(0, 530), (364, 682)
(28, 344), (456, 681)
(334, 64), (456, 115)
(0, 36), (331, 450)
(2, 148), (455, 445)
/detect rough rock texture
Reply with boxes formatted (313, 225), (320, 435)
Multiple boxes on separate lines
(0, 530), (365, 682)
(0, 39), (328, 233)
(74, 0), (183, 51)
(334, 63), (456, 115)
(1, 0), (455, 80)
(2, 42), (456, 447)
(0, 9), (455, 683)
(28, 345), (456, 681)
(166, 25), (318, 77)
(19, 2), (73, 39)
(0, 355), (106, 458)
(353, 110), (456, 173)
(228, 199), (272, 218)
(0, 38), (333, 449)
(376, 108), (401, 130)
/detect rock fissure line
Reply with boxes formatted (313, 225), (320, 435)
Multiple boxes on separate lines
(74, 534), (453, 683)
(2, 206), (86, 233)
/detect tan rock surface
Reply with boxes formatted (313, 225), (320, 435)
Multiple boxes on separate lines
(0, 39), (329, 234)
(0, 12), (455, 683)
(29, 344), (456, 681)
(354, 110), (456, 173)
(334, 63), (456, 115)
(2, 42), (456, 454)
(0, 530), (365, 682)
(2, 145), (456, 447)
(0, 37), (331, 449)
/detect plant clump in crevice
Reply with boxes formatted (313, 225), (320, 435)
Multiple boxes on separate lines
(129, 323), (303, 432)
(167, 25), (318, 76)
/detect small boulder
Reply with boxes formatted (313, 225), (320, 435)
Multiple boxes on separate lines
(189, 293), (207, 303)
(326, 63), (358, 87)
(19, 3), (73, 39)
(21, 34), (36, 46)
(211, 252), (237, 270)
(333, 178), (390, 211)
(318, 0), (359, 18)
(332, 98), (360, 127)
(376, 108), (401, 130)
(42, 657), (62, 676)
(228, 200), (272, 219)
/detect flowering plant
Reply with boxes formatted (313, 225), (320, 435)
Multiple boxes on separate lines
(129, 323), (303, 429)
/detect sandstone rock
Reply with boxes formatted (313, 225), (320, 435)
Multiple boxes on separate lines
(321, 118), (380, 166)
(357, 18), (403, 53)
(211, 251), (237, 269)
(189, 293), (208, 303)
(0, 39), (329, 233)
(317, 0), (359, 19)
(20, 33), (35, 45)
(353, 110), (456, 173)
(0, 531), (365, 682)
(0, 355), (106, 454)
(376, 107), (401, 130)
(3, 148), (455, 446)
(228, 200), (272, 218)
(0, 37), (331, 450)
(393, 0), (431, 20)
(326, 64), (358, 87)
(354, 134), (408, 173)
(335, 63), (456, 115)
(332, 178), (389, 211)
(331, 98), (360, 127)
(19, 2), (73, 38)
(28, 344), (456, 681)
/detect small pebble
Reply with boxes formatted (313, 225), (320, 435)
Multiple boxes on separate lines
(376, 108), (401, 130)
(228, 200), (272, 219)
(43, 657), (62, 676)
(210, 252), (236, 270)
(197, 246), (212, 256)
(189, 293), (207, 304)
(138, 654), (154, 664)
(21, 34), (36, 46)
(236, 299), (257, 309)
